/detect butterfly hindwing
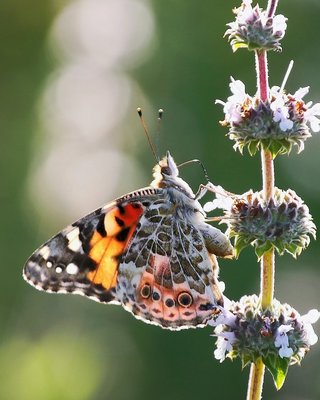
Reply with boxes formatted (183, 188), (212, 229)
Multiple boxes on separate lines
(23, 198), (147, 304)
(115, 205), (224, 329)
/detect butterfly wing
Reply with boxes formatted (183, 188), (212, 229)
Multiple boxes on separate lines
(115, 201), (224, 330)
(23, 188), (227, 330)
(23, 190), (155, 304)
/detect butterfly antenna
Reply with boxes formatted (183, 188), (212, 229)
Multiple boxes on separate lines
(137, 107), (159, 163)
(178, 159), (211, 184)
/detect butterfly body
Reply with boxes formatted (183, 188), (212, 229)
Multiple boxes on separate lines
(24, 152), (233, 330)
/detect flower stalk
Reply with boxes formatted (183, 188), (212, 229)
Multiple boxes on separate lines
(249, 4), (275, 400)
(267, 0), (279, 18)
(246, 358), (265, 400)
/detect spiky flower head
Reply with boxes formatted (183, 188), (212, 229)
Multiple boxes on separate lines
(209, 295), (320, 389)
(225, 0), (287, 52)
(204, 186), (316, 259)
(216, 79), (320, 158)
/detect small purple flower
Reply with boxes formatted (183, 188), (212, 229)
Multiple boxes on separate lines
(274, 325), (294, 358)
(270, 86), (293, 131)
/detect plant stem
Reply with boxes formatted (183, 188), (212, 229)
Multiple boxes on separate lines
(267, 0), (279, 17)
(247, 2), (279, 398)
(260, 149), (275, 309)
(255, 50), (269, 101)
(247, 130), (276, 400)
(246, 359), (265, 400)
(261, 149), (274, 202)
(260, 249), (275, 307)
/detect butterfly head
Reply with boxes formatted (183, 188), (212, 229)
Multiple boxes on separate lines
(158, 151), (179, 177)
(151, 151), (195, 198)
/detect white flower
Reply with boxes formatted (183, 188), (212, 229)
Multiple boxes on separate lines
(216, 78), (249, 124)
(300, 309), (320, 346)
(229, 79), (247, 101)
(203, 195), (233, 213)
(293, 86), (309, 101)
(214, 332), (236, 363)
(272, 14), (287, 36)
(275, 325), (294, 358)
(203, 184), (234, 213)
(304, 103), (320, 133)
(208, 304), (237, 328)
(239, 0), (254, 24)
(242, 0), (253, 8)
(270, 89), (293, 131)
(301, 309), (320, 324)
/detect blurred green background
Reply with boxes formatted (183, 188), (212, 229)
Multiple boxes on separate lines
(1, 0), (319, 399)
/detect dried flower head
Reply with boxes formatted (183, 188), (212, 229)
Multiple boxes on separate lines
(209, 295), (320, 389)
(216, 79), (320, 157)
(205, 187), (316, 259)
(225, 0), (287, 52)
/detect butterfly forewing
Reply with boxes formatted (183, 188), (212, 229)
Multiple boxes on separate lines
(23, 193), (154, 304)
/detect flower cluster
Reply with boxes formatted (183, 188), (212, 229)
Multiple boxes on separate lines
(216, 79), (320, 157)
(204, 186), (316, 259)
(210, 295), (320, 388)
(225, 0), (287, 52)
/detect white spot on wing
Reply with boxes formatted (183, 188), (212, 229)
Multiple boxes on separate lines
(66, 263), (79, 275)
(47, 261), (53, 268)
(39, 245), (50, 260)
(66, 227), (83, 252)
(56, 266), (63, 274)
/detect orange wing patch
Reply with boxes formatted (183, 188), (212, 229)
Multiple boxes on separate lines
(87, 203), (144, 290)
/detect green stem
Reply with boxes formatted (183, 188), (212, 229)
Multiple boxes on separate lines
(260, 149), (275, 309)
(246, 359), (265, 400)
(246, 3), (278, 398)
(261, 148), (274, 199)
(247, 149), (275, 400)
(261, 249), (275, 308)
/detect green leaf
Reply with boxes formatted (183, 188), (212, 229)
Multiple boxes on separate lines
(280, 139), (292, 154)
(247, 42), (264, 51)
(274, 239), (285, 255)
(241, 353), (252, 369)
(247, 140), (259, 156)
(263, 354), (290, 390)
(234, 236), (251, 258)
(268, 140), (283, 158)
(284, 242), (301, 258)
(231, 42), (248, 52)
(255, 241), (273, 259)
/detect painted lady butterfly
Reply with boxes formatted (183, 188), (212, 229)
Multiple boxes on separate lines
(23, 151), (233, 330)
